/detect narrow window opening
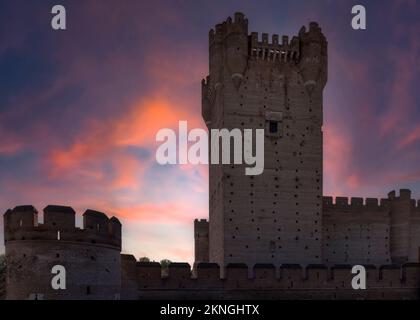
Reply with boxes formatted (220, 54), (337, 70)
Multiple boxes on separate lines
(269, 121), (278, 133)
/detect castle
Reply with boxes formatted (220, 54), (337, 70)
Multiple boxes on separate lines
(3, 12), (420, 300)
(195, 12), (420, 268)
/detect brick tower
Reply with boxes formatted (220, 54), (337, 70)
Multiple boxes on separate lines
(200, 12), (328, 268)
(3, 205), (122, 300)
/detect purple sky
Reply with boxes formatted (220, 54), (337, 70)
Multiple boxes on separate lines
(0, 0), (419, 263)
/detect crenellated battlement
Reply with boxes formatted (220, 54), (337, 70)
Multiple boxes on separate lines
(322, 196), (391, 213)
(3, 205), (121, 249)
(194, 218), (209, 228)
(208, 13), (327, 69)
(121, 256), (420, 297)
(249, 32), (300, 63)
(323, 189), (420, 216)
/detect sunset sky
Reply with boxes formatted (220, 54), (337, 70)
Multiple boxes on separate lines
(0, 0), (419, 263)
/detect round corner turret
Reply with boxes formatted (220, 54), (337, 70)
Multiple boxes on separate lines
(298, 21), (328, 93)
(4, 205), (123, 299)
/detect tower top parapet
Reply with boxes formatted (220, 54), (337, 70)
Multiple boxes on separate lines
(3, 205), (121, 249)
(298, 21), (327, 44)
(209, 12), (248, 46)
(207, 12), (327, 67)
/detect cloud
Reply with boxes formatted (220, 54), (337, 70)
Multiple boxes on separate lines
(112, 201), (205, 223)
(123, 221), (195, 263)
(0, 133), (23, 155)
(1, 0), (420, 262)
(379, 20), (420, 137)
(48, 97), (179, 173)
(323, 122), (353, 196)
(398, 126), (420, 149)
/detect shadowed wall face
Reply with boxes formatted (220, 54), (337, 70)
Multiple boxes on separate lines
(4, 206), (121, 300)
(194, 219), (209, 263)
(120, 258), (420, 300)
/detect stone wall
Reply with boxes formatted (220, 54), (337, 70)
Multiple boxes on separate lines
(202, 12), (327, 268)
(322, 190), (420, 266)
(4, 205), (121, 300)
(194, 219), (209, 263)
(322, 196), (391, 265)
(121, 256), (420, 300)
(199, 13), (420, 270)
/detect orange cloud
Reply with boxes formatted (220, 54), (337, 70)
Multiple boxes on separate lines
(109, 154), (144, 190)
(111, 97), (188, 147)
(347, 174), (361, 189)
(48, 96), (196, 175)
(145, 49), (207, 90)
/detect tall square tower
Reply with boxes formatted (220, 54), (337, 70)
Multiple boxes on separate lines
(201, 13), (328, 267)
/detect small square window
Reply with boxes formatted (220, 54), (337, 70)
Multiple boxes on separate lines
(269, 121), (278, 133)
(265, 111), (283, 138)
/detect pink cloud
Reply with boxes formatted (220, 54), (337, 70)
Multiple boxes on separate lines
(0, 138), (22, 156)
(47, 97), (186, 176)
(398, 126), (420, 149)
(0, 118), (25, 155)
(323, 122), (353, 195)
(109, 201), (205, 223)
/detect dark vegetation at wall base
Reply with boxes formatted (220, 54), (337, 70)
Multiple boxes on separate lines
(139, 257), (172, 276)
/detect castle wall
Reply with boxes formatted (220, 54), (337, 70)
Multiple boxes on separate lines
(409, 199), (420, 262)
(322, 191), (420, 266)
(322, 197), (391, 265)
(4, 206), (121, 300)
(409, 217), (420, 262)
(120, 257), (420, 300)
(6, 241), (121, 300)
(203, 13), (327, 268)
(389, 190), (411, 263)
